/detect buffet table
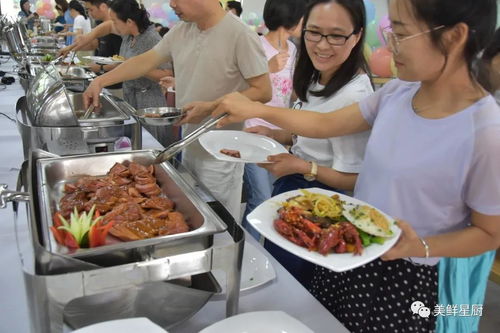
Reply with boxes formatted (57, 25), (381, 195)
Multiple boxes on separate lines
(0, 56), (348, 333)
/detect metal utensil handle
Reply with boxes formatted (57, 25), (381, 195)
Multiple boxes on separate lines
(154, 113), (228, 163)
(81, 104), (95, 119)
(182, 112), (228, 142)
(0, 184), (30, 209)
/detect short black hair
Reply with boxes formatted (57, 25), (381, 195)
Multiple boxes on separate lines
(294, 0), (370, 102)
(226, 1), (242, 17)
(159, 26), (169, 37)
(82, 0), (109, 6)
(263, 0), (306, 31)
(154, 23), (163, 28)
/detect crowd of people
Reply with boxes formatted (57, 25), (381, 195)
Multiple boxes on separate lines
(17, 0), (500, 332)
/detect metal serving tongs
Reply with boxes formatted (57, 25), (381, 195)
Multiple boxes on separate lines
(154, 112), (228, 164)
(81, 104), (95, 120)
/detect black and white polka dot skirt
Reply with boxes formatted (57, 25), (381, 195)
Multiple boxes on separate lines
(309, 259), (438, 333)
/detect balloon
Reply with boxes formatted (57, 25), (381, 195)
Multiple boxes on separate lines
(43, 0), (51, 3)
(363, 0), (376, 24)
(36, 8), (44, 15)
(370, 46), (393, 77)
(167, 10), (179, 23)
(162, 3), (170, 12)
(43, 3), (51, 10)
(365, 20), (381, 48)
(377, 14), (391, 46)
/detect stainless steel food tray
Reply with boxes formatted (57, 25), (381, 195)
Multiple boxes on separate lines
(37, 150), (227, 259)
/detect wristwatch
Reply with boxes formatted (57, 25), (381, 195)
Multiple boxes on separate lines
(303, 161), (318, 182)
(99, 64), (105, 74)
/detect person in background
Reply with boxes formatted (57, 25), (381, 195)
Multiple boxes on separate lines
(249, 0), (373, 287)
(18, 0), (37, 31)
(78, 0), (123, 96)
(158, 26), (170, 37)
(55, 0), (74, 45)
(81, 0), (271, 220)
(54, 5), (66, 34)
(59, 0), (91, 38)
(226, 1), (242, 18)
(154, 22), (163, 32)
(478, 28), (500, 101)
(241, 0), (306, 236)
(99, 0), (171, 110)
(213, 0), (500, 331)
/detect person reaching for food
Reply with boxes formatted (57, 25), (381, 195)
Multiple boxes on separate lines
(212, 0), (500, 331)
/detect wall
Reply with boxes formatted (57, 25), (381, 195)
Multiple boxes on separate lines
(241, 0), (388, 21)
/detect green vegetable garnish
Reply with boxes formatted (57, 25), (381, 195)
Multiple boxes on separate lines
(57, 205), (102, 247)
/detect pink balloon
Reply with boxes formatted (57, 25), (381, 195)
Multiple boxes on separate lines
(377, 14), (391, 46)
(370, 46), (393, 77)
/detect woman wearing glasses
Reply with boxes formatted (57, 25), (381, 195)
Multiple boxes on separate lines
(246, 0), (373, 285)
(213, 0), (500, 331)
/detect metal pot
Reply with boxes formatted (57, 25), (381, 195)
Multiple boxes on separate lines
(0, 149), (244, 332)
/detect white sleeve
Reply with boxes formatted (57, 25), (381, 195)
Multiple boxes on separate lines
(73, 16), (83, 32)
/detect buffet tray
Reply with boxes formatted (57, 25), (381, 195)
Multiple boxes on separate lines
(36, 150), (227, 260)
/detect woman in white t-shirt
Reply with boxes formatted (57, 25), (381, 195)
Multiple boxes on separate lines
(59, 0), (91, 38)
(246, 0), (373, 287)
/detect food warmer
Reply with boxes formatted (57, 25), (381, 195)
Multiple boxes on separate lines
(0, 149), (244, 332)
(16, 63), (142, 158)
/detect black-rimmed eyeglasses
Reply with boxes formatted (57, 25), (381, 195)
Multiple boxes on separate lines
(303, 29), (356, 46)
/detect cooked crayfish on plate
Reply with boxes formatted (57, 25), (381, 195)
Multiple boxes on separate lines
(273, 189), (394, 256)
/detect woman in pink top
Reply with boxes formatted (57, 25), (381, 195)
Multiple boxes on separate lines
(242, 0), (306, 233)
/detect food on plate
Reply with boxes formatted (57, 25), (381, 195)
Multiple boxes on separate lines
(111, 54), (125, 61)
(52, 161), (190, 247)
(344, 204), (393, 237)
(273, 189), (394, 255)
(220, 149), (241, 158)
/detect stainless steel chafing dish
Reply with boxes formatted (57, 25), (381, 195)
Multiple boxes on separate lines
(0, 150), (244, 332)
(17, 63), (142, 157)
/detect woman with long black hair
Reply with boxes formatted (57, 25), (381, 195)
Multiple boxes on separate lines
(246, 0), (373, 287)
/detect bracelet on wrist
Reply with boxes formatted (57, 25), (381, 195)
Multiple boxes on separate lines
(419, 237), (430, 259)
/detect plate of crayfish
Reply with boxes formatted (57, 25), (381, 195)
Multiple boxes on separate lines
(246, 188), (401, 272)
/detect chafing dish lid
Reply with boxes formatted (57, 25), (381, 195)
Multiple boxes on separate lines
(26, 63), (79, 127)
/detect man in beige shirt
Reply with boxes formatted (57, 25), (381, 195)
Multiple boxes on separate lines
(83, 0), (271, 219)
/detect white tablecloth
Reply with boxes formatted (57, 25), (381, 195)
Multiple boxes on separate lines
(0, 57), (348, 333)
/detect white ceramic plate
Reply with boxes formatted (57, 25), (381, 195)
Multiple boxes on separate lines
(247, 187), (401, 272)
(199, 311), (314, 333)
(83, 55), (124, 64)
(72, 317), (168, 333)
(212, 241), (276, 292)
(199, 130), (288, 163)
